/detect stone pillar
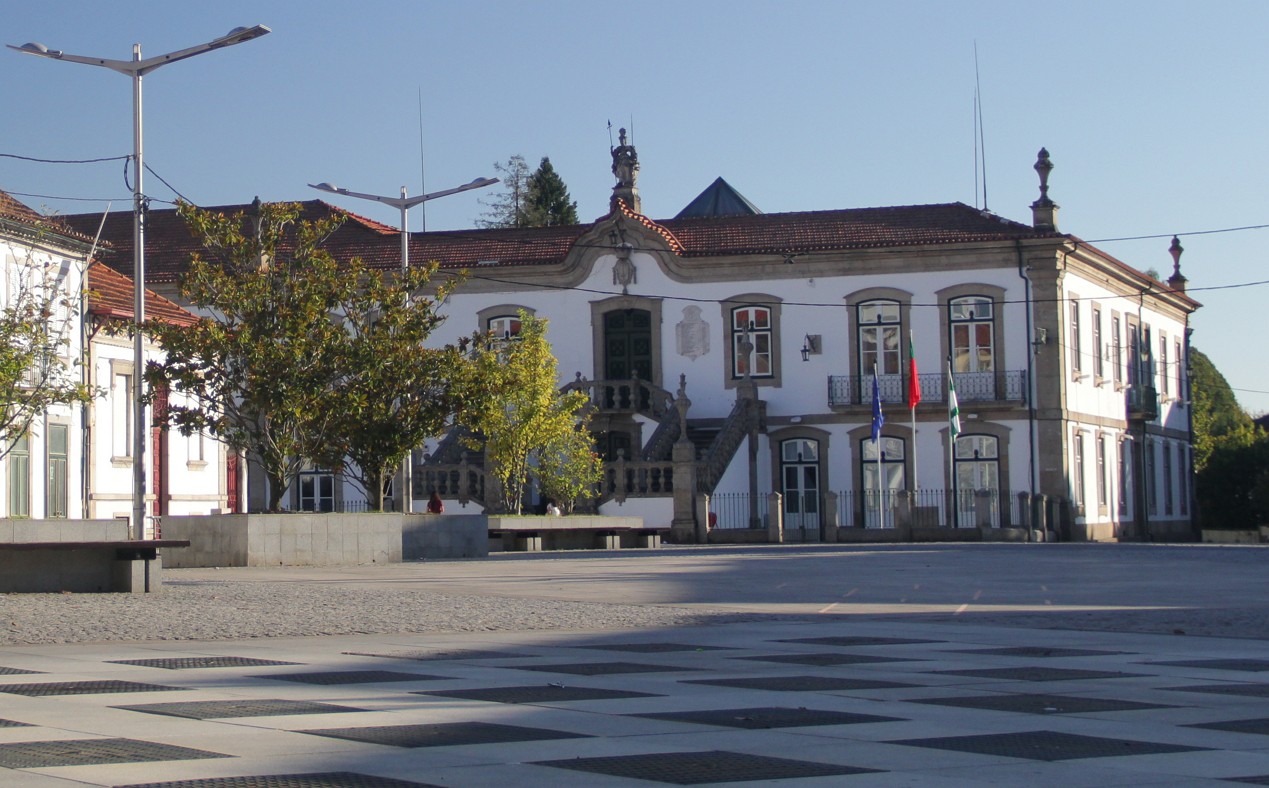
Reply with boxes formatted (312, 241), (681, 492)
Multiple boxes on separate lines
(670, 375), (700, 543)
(823, 491), (839, 543)
(766, 492), (784, 543)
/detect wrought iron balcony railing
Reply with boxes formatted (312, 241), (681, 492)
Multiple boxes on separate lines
(828, 370), (1027, 407)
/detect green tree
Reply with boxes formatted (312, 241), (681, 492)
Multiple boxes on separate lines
(459, 312), (597, 513)
(145, 201), (351, 511)
(536, 425), (603, 513)
(0, 244), (94, 461)
(313, 263), (476, 511)
(476, 155), (533, 229)
(1190, 346), (1269, 527)
(524, 157), (579, 227)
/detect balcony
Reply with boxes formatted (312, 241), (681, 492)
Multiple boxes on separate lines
(828, 370), (1027, 407)
(1126, 385), (1158, 421)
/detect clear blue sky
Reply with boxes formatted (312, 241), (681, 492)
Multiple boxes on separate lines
(5, 1), (1268, 412)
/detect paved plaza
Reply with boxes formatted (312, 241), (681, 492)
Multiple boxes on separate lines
(1, 543), (1267, 786)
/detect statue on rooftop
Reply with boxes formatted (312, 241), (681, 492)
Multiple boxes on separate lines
(611, 127), (639, 187)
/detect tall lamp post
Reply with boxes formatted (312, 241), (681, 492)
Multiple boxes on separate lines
(10, 25), (271, 538)
(308, 177), (497, 512)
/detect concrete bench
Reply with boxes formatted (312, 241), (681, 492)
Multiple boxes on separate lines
(487, 516), (662, 552)
(0, 539), (189, 593)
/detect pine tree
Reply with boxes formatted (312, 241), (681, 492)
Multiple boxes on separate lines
(475, 155), (533, 229)
(525, 157), (579, 227)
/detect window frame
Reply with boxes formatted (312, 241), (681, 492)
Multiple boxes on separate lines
(7, 432), (30, 518)
(721, 293), (782, 389)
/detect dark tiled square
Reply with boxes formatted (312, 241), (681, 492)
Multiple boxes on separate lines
(737, 652), (910, 666)
(1150, 659), (1269, 672)
(0, 737), (226, 768)
(116, 699), (369, 720)
(0, 666), (41, 675)
(115, 773), (441, 788)
(1225, 777), (1269, 785)
(889, 729), (1209, 761)
(343, 649), (529, 661)
(302, 721), (590, 748)
(110, 656), (300, 670)
(1170, 684), (1269, 698)
(911, 693), (1173, 714)
(512, 661), (693, 676)
(934, 667), (1146, 682)
(955, 646), (1127, 658)
(534, 749), (880, 784)
(580, 642), (730, 653)
(0, 718), (31, 727)
(254, 671), (443, 685)
(683, 675), (912, 692)
(1189, 718), (1269, 736)
(0, 680), (187, 696)
(416, 685), (659, 704)
(634, 706), (903, 729)
(777, 636), (942, 647)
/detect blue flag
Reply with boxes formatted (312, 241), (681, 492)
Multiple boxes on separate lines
(870, 368), (885, 443)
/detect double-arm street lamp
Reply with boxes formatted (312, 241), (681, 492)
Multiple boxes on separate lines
(308, 176), (497, 512)
(10, 25), (271, 537)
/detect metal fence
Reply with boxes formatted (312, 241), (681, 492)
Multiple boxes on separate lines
(836, 488), (1028, 529)
(707, 492), (768, 530)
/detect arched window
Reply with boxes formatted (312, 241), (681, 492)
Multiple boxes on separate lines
(953, 434), (999, 527)
(861, 436), (905, 528)
(487, 314), (522, 341)
(731, 305), (772, 378)
(857, 300), (901, 377)
(949, 296), (994, 374)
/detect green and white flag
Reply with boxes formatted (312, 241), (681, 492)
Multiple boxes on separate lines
(947, 360), (961, 438)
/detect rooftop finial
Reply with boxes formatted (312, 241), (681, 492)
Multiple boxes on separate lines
(1167, 235), (1187, 292)
(1030, 148), (1059, 232)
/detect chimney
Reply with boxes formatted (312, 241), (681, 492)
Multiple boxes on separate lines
(1030, 148), (1059, 232)
(1167, 235), (1188, 293)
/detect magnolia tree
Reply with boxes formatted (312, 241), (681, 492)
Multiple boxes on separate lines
(0, 245), (93, 461)
(461, 312), (601, 513)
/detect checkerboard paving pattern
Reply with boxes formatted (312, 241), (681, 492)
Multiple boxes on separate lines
(2, 620), (1269, 785)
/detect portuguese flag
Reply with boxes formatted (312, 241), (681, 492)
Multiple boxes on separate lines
(907, 330), (921, 409)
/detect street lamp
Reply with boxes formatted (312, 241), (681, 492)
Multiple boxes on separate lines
(308, 176), (497, 512)
(10, 25), (271, 538)
(309, 178), (498, 272)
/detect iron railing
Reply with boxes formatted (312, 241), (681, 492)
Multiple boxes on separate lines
(707, 492), (768, 530)
(835, 488), (1028, 529)
(828, 370), (1027, 407)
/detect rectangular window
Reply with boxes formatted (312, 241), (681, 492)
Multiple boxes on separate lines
(1159, 335), (1169, 398)
(112, 372), (133, 458)
(8, 433), (30, 518)
(1179, 445), (1189, 515)
(1118, 439), (1131, 517)
(1163, 441), (1174, 515)
(1074, 432), (1086, 510)
(1175, 340), (1184, 403)
(1146, 440), (1157, 516)
(1112, 316), (1123, 385)
(1096, 436), (1107, 508)
(47, 423), (68, 518)
(1127, 324), (1139, 386)
(732, 306), (772, 378)
(1070, 301), (1082, 375)
(298, 472), (335, 512)
(1092, 308), (1103, 380)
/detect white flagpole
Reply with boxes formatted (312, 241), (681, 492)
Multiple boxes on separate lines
(874, 362), (884, 528)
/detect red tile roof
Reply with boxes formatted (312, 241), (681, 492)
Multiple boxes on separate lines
(0, 188), (99, 245)
(86, 261), (198, 327)
(62, 200), (399, 284)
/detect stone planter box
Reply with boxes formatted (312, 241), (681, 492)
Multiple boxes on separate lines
(163, 513), (489, 567)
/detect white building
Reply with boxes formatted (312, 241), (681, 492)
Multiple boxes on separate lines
(67, 147), (1199, 541)
(2, 189), (228, 529)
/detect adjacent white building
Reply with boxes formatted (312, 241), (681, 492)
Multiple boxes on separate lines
(2, 189), (228, 529)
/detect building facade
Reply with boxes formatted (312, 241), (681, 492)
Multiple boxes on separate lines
(67, 147), (1199, 541)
